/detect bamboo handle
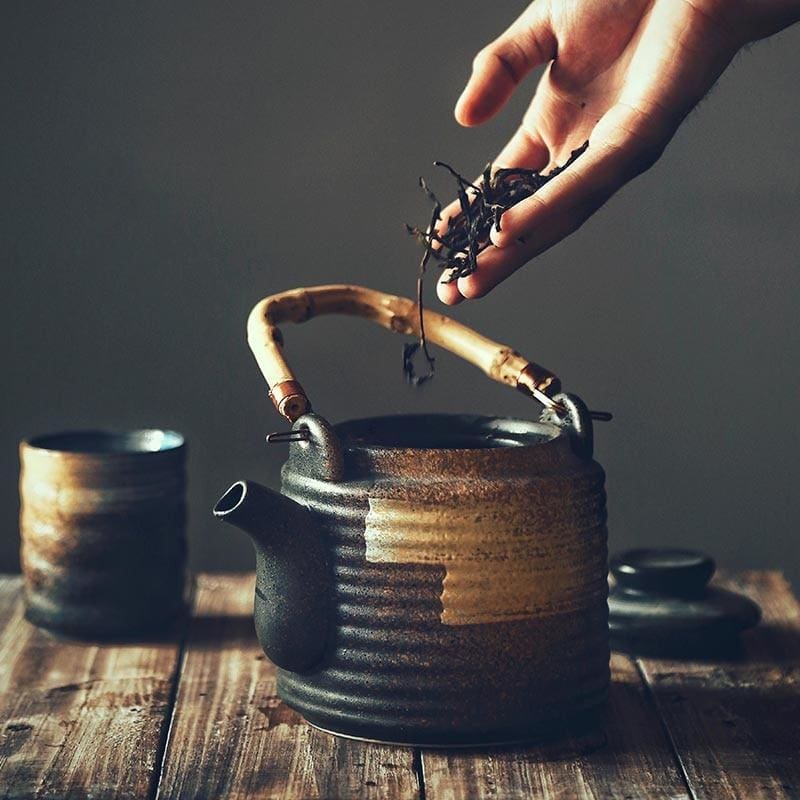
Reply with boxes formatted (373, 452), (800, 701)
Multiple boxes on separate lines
(247, 284), (561, 421)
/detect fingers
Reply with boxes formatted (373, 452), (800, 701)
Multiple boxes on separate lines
(442, 103), (673, 303)
(494, 125), (550, 171)
(455, 2), (557, 127)
(435, 123), (549, 306)
(455, 196), (601, 300)
(434, 202), (471, 305)
(439, 185), (600, 305)
(437, 273), (465, 305)
(436, 123), (549, 240)
(490, 103), (668, 249)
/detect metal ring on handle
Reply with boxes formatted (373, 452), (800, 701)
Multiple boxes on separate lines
(247, 284), (562, 422)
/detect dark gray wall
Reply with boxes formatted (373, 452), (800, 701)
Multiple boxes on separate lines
(2, 3), (798, 585)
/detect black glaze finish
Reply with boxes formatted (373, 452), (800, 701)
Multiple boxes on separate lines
(333, 412), (558, 451)
(609, 548), (761, 657)
(286, 414), (344, 482)
(611, 549), (716, 596)
(214, 480), (330, 673)
(539, 393), (594, 459)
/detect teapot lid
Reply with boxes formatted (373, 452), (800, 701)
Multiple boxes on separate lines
(608, 548), (761, 657)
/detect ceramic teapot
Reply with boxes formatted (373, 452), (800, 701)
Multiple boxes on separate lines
(214, 284), (609, 746)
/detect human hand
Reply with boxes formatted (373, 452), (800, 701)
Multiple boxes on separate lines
(437, 0), (800, 305)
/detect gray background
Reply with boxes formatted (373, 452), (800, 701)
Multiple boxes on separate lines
(2, 3), (798, 585)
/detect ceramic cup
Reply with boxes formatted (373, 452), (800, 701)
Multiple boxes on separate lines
(19, 429), (188, 638)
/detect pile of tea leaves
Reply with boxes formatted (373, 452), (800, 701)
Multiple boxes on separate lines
(403, 141), (589, 385)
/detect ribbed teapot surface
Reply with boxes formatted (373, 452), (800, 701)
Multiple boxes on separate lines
(278, 414), (609, 746)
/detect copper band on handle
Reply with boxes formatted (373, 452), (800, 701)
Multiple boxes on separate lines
(269, 380), (310, 420)
(516, 364), (562, 407)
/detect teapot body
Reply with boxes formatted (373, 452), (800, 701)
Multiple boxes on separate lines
(274, 413), (608, 746)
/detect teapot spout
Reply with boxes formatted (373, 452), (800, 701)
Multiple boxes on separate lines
(213, 480), (330, 673)
(213, 480), (278, 545)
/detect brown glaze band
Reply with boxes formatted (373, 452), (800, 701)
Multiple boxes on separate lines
(19, 430), (188, 638)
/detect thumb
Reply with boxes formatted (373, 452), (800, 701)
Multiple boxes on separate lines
(455, 2), (556, 127)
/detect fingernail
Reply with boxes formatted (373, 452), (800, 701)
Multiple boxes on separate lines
(457, 275), (482, 300)
(454, 91), (470, 125)
(490, 224), (505, 248)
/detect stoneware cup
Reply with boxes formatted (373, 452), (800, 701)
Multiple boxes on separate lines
(19, 429), (188, 638)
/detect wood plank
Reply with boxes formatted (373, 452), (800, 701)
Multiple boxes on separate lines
(157, 573), (421, 800)
(638, 571), (800, 800)
(0, 574), (183, 800)
(421, 652), (691, 800)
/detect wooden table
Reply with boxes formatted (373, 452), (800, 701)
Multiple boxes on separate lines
(0, 570), (798, 799)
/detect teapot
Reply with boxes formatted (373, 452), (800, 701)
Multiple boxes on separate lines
(214, 284), (609, 746)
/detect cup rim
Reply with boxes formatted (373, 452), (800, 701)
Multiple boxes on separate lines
(21, 429), (185, 455)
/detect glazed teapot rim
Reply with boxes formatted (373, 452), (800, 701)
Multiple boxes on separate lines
(329, 412), (561, 454)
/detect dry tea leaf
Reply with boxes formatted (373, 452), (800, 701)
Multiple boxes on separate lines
(404, 142), (589, 385)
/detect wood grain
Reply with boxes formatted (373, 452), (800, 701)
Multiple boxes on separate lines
(156, 573), (421, 800)
(421, 653), (691, 800)
(3, 569), (799, 799)
(0, 575), (182, 800)
(638, 571), (800, 800)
